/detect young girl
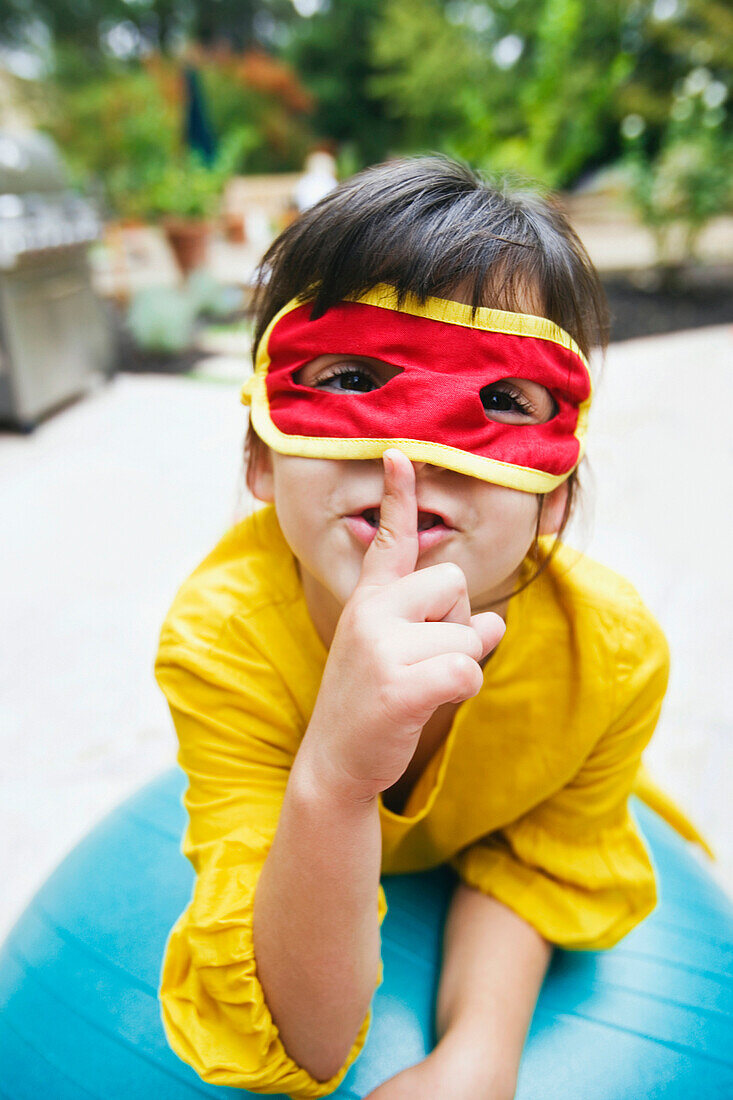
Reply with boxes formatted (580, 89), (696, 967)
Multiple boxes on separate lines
(154, 156), (702, 1099)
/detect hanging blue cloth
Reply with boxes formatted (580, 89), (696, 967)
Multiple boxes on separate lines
(183, 65), (217, 166)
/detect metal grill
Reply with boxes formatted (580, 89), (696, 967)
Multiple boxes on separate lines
(0, 130), (114, 430)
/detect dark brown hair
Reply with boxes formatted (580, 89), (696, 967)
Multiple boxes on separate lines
(244, 155), (608, 592)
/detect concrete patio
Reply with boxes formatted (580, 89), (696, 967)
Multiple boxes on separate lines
(1, 321), (732, 944)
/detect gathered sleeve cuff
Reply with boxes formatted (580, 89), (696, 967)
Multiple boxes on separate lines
(450, 806), (656, 951)
(160, 828), (388, 1096)
(451, 602), (670, 951)
(155, 619), (387, 1097)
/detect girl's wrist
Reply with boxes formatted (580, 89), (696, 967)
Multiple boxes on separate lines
(291, 736), (379, 814)
(429, 1025), (517, 1100)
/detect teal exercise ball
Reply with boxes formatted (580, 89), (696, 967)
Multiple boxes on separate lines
(1, 770), (732, 1098)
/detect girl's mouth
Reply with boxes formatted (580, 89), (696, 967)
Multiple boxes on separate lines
(344, 507), (455, 550)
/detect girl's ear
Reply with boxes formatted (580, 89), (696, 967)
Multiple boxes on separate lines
(246, 440), (275, 502)
(538, 482), (569, 537)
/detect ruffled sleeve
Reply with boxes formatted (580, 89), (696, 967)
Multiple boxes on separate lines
(451, 605), (670, 950)
(155, 617), (386, 1096)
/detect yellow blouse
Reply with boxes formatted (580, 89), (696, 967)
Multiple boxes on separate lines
(154, 503), (697, 1097)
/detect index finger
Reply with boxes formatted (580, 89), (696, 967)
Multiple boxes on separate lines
(358, 449), (419, 586)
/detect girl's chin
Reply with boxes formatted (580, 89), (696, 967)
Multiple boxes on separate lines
(300, 561), (361, 614)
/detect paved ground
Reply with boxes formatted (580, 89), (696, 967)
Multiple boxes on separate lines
(1, 322), (732, 945)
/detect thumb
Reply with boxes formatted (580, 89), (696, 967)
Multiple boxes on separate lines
(471, 610), (507, 661)
(358, 449), (419, 586)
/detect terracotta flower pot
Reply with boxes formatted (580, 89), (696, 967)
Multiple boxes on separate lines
(222, 211), (247, 244)
(162, 217), (212, 275)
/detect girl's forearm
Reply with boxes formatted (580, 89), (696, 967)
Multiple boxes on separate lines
(435, 883), (553, 1098)
(253, 737), (382, 1083)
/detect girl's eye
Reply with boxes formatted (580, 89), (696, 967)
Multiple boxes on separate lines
(295, 355), (403, 392)
(480, 381), (556, 424)
(311, 366), (381, 393)
(482, 385), (533, 416)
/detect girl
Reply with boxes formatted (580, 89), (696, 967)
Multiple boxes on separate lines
(154, 156), (703, 1099)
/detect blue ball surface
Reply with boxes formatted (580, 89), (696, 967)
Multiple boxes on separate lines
(0, 769), (732, 1098)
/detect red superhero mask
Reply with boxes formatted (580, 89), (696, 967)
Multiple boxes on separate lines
(240, 285), (593, 493)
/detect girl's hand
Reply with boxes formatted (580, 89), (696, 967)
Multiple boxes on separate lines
(300, 449), (506, 805)
(361, 1056), (445, 1100)
(362, 1043), (514, 1100)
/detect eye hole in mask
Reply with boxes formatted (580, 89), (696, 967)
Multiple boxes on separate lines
(293, 355), (402, 394)
(480, 379), (559, 425)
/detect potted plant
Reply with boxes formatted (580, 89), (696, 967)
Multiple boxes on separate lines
(156, 158), (220, 274)
(138, 128), (251, 273)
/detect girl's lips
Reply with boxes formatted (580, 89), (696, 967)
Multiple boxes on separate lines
(344, 514), (454, 551)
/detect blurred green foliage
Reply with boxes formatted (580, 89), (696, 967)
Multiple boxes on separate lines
(199, 49), (313, 173)
(369, 0), (730, 191)
(623, 69), (732, 274)
(42, 61), (179, 216)
(0, 0), (298, 59)
(36, 49), (313, 216)
(2, 0), (731, 243)
(285, 0), (400, 167)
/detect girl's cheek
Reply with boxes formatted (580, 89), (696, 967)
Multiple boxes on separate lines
(479, 486), (539, 541)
